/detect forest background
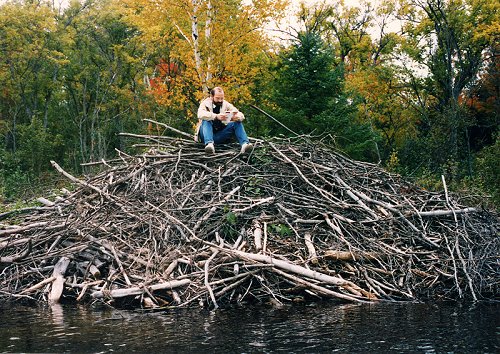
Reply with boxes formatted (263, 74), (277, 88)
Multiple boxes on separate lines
(0, 0), (498, 209)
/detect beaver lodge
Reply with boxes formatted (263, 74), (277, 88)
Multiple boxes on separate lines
(0, 121), (498, 309)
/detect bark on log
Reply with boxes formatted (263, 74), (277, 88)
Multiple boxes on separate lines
(324, 250), (382, 262)
(0, 239), (32, 263)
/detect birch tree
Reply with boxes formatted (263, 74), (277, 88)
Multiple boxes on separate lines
(121, 0), (288, 115)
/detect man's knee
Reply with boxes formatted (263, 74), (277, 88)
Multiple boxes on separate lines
(228, 121), (243, 130)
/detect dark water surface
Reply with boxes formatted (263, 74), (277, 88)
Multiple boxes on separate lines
(0, 301), (498, 353)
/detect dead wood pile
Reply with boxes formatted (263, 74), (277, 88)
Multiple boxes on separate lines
(0, 131), (498, 309)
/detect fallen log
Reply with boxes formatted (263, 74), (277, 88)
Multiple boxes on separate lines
(90, 279), (191, 299)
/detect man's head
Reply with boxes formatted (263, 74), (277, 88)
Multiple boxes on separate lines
(210, 87), (224, 106)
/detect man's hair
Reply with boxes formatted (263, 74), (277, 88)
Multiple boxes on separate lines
(210, 87), (224, 96)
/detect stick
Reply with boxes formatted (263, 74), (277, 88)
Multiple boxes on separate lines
(324, 250), (381, 262)
(250, 105), (299, 136)
(193, 186), (241, 232)
(0, 239), (32, 263)
(20, 276), (56, 295)
(110, 244), (132, 286)
(51, 161), (100, 192)
(143, 118), (195, 139)
(0, 222), (49, 236)
(205, 248), (220, 309)
(232, 196), (275, 213)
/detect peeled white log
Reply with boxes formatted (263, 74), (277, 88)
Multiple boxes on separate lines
(304, 233), (318, 264)
(37, 197), (55, 206)
(89, 264), (101, 278)
(90, 279), (191, 299)
(49, 257), (70, 303)
(224, 249), (366, 297)
(263, 222), (268, 254)
(163, 259), (179, 279)
(143, 297), (159, 308)
(253, 220), (262, 251)
(416, 207), (477, 217)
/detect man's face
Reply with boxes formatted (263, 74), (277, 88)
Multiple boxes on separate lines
(212, 92), (224, 106)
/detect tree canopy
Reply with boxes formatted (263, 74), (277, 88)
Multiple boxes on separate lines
(0, 0), (498, 207)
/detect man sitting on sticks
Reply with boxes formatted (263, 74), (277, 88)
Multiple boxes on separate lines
(195, 86), (253, 154)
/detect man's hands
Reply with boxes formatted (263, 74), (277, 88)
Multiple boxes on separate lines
(216, 111), (238, 122)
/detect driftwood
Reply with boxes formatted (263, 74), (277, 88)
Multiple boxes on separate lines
(0, 127), (498, 309)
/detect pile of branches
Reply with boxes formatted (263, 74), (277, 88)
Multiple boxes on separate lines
(1, 126), (498, 309)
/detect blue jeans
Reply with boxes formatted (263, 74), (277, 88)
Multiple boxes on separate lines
(199, 120), (249, 146)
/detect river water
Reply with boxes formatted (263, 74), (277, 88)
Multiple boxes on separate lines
(0, 301), (498, 353)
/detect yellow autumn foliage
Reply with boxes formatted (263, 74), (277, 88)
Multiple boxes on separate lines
(117, 0), (288, 114)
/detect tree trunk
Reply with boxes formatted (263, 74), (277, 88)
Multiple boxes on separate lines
(191, 0), (206, 93)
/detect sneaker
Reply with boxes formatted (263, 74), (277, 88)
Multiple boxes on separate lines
(205, 143), (215, 154)
(240, 142), (253, 154)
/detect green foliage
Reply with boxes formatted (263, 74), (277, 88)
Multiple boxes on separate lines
(220, 210), (239, 240)
(396, 0), (498, 181)
(16, 118), (64, 175)
(266, 30), (380, 161)
(0, 0), (154, 201)
(244, 177), (263, 197)
(412, 168), (444, 192)
(225, 211), (237, 225)
(58, 1), (149, 165)
(311, 100), (381, 162)
(0, 147), (67, 203)
(0, 164), (32, 202)
(273, 31), (341, 121)
(476, 136), (500, 207)
(269, 223), (292, 237)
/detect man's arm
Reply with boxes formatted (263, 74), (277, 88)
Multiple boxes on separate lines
(225, 102), (245, 121)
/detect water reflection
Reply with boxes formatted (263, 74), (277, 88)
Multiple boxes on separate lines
(0, 301), (498, 353)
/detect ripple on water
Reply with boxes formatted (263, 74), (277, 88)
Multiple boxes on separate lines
(0, 302), (498, 353)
